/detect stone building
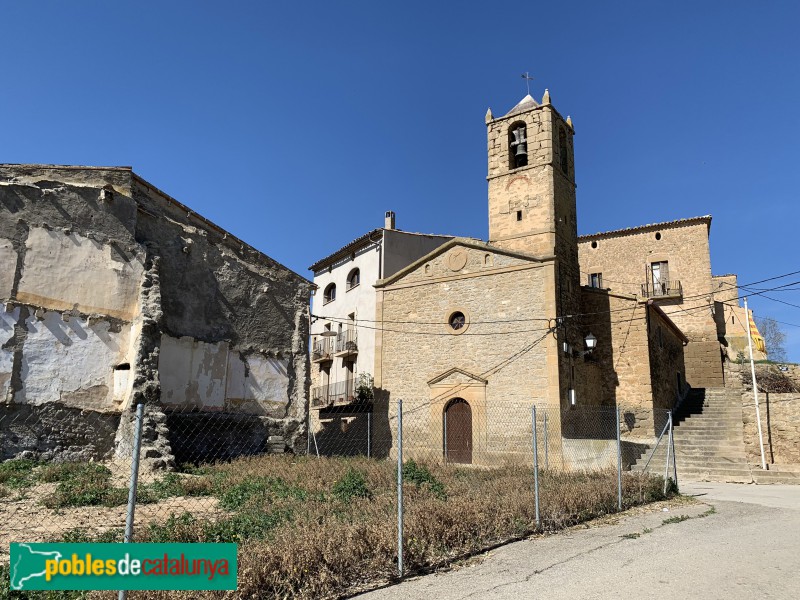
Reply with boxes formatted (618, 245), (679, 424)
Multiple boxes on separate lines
(0, 164), (313, 467)
(370, 93), (691, 464)
(305, 91), (694, 465)
(578, 216), (723, 388)
(711, 273), (766, 360)
(306, 88), (764, 468)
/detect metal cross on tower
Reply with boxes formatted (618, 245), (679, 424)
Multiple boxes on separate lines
(521, 72), (534, 96)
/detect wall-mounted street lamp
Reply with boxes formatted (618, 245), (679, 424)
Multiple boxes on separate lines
(584, 332), (597, 353)
(568, 333), (599, 407)
(563, 332), (598, 358)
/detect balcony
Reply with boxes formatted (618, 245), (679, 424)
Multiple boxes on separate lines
(641, 279), (682, 299)
(311, 378), (358, 409)
(334, 329), (358, 357)
(311, 337), (334, 363)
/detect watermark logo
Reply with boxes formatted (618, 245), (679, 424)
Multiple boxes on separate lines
(10, 543), (237, 591)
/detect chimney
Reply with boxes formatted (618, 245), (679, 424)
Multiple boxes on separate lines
(384, 211), (396, 230)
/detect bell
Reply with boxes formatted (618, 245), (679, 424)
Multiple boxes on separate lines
(514, 143), (527, 157)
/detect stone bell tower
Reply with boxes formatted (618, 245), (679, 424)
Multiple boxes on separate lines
(486, 89), (582, 399)
(485, 89), (577, 260)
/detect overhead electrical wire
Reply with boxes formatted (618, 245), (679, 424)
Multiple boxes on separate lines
(312, 267), (800, 330)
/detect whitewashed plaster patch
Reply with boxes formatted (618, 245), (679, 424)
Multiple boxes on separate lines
(19, 311), (132, 410)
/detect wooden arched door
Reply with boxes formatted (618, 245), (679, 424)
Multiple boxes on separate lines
(444, 398), (472, 464)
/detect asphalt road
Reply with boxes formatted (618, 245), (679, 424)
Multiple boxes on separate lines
(357, 483), (800, 600)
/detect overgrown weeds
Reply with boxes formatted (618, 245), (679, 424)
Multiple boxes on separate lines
(0, 458), (39, 488)
(40, 463), (139, 509)
(126, 457), (671, 599)
(662, 514), (691, 525)
(332, 468), (372, 502)
(3, 454), (672, 599)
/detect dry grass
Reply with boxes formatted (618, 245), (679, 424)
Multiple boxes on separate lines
(1, 454), (669, 599)
(112, 455), (669, 599)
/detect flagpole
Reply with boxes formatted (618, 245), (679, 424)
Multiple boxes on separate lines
(744, 297), (767, 470)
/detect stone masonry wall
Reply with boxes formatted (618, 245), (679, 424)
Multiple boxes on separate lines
(578, 220), (723, 388)
(647, 306), (686, 412)
(577, 289), (685, 439)
(374, 243), (552, 463)
(741, 392), (800, 465)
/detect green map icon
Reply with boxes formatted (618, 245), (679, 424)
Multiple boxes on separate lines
(10, 543), (63, 590)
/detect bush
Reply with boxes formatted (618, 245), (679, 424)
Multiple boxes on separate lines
(144, 509), (289, 544)
(402, 459), (446, 500)
(217, 475), (306, 510)
(38, 461), (110, 483)
(0, 458), (39, 488)
(40, 462), (138, 508)
(59, 527), (124, 543)
(147, 472), (188, 499)
(332, 468), (372, 502)
(204, 510), (289, 543)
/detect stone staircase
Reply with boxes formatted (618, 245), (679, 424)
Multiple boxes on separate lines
(752, 463), (800, 484)
(632, 387), (754, 483)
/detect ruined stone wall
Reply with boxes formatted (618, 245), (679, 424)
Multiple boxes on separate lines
(0, 165), (311, 463)
(0, 168), (144, 460)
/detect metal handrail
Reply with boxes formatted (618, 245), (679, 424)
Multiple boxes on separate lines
(641, 279), (682, 298)
(335, 329), (358, 353)
(311, 378), (357, 408)
(312, 337), (333, 360)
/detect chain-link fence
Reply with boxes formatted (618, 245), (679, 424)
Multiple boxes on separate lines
(2, 399), (678, 597)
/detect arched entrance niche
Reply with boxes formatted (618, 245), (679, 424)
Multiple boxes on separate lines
(444, 398), (472, 464)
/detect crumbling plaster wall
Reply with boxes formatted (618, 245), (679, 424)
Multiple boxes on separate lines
(0, 165), (312, 463)
(131, 177), (312, 454)
(0, 171), (144, 460)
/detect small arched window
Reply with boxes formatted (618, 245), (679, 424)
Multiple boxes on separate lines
(347, 268), (360, 290)
(559, 127), (569, 174)
(508, 122), (528, 169)
(323, 283), (336, 304)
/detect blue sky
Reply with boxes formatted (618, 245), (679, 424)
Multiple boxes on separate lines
(3, 1), (799, 360)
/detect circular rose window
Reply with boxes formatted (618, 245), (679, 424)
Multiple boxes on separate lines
(449, 311), (466, 331)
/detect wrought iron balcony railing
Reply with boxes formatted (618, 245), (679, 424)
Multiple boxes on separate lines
(311, 378), (357, 409)
(335, 328), (358, 355)
(641, 279), (682, 299)
(311, 337), (334, 362)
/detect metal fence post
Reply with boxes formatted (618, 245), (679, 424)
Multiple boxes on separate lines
(616, 407), (623, 511)
(443, 410), (448, 463)
(367, 411), (372, 458)
(312, 428), (320, 458)
(543, 411), (549, 470)
(531, 406), (540, 529)
(307, 409), (311, 455)
(119, 402), (145, 600)
(671, 412), (679, 491)
(664, 410), (674, 495)
(396, 399), (404, 578)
